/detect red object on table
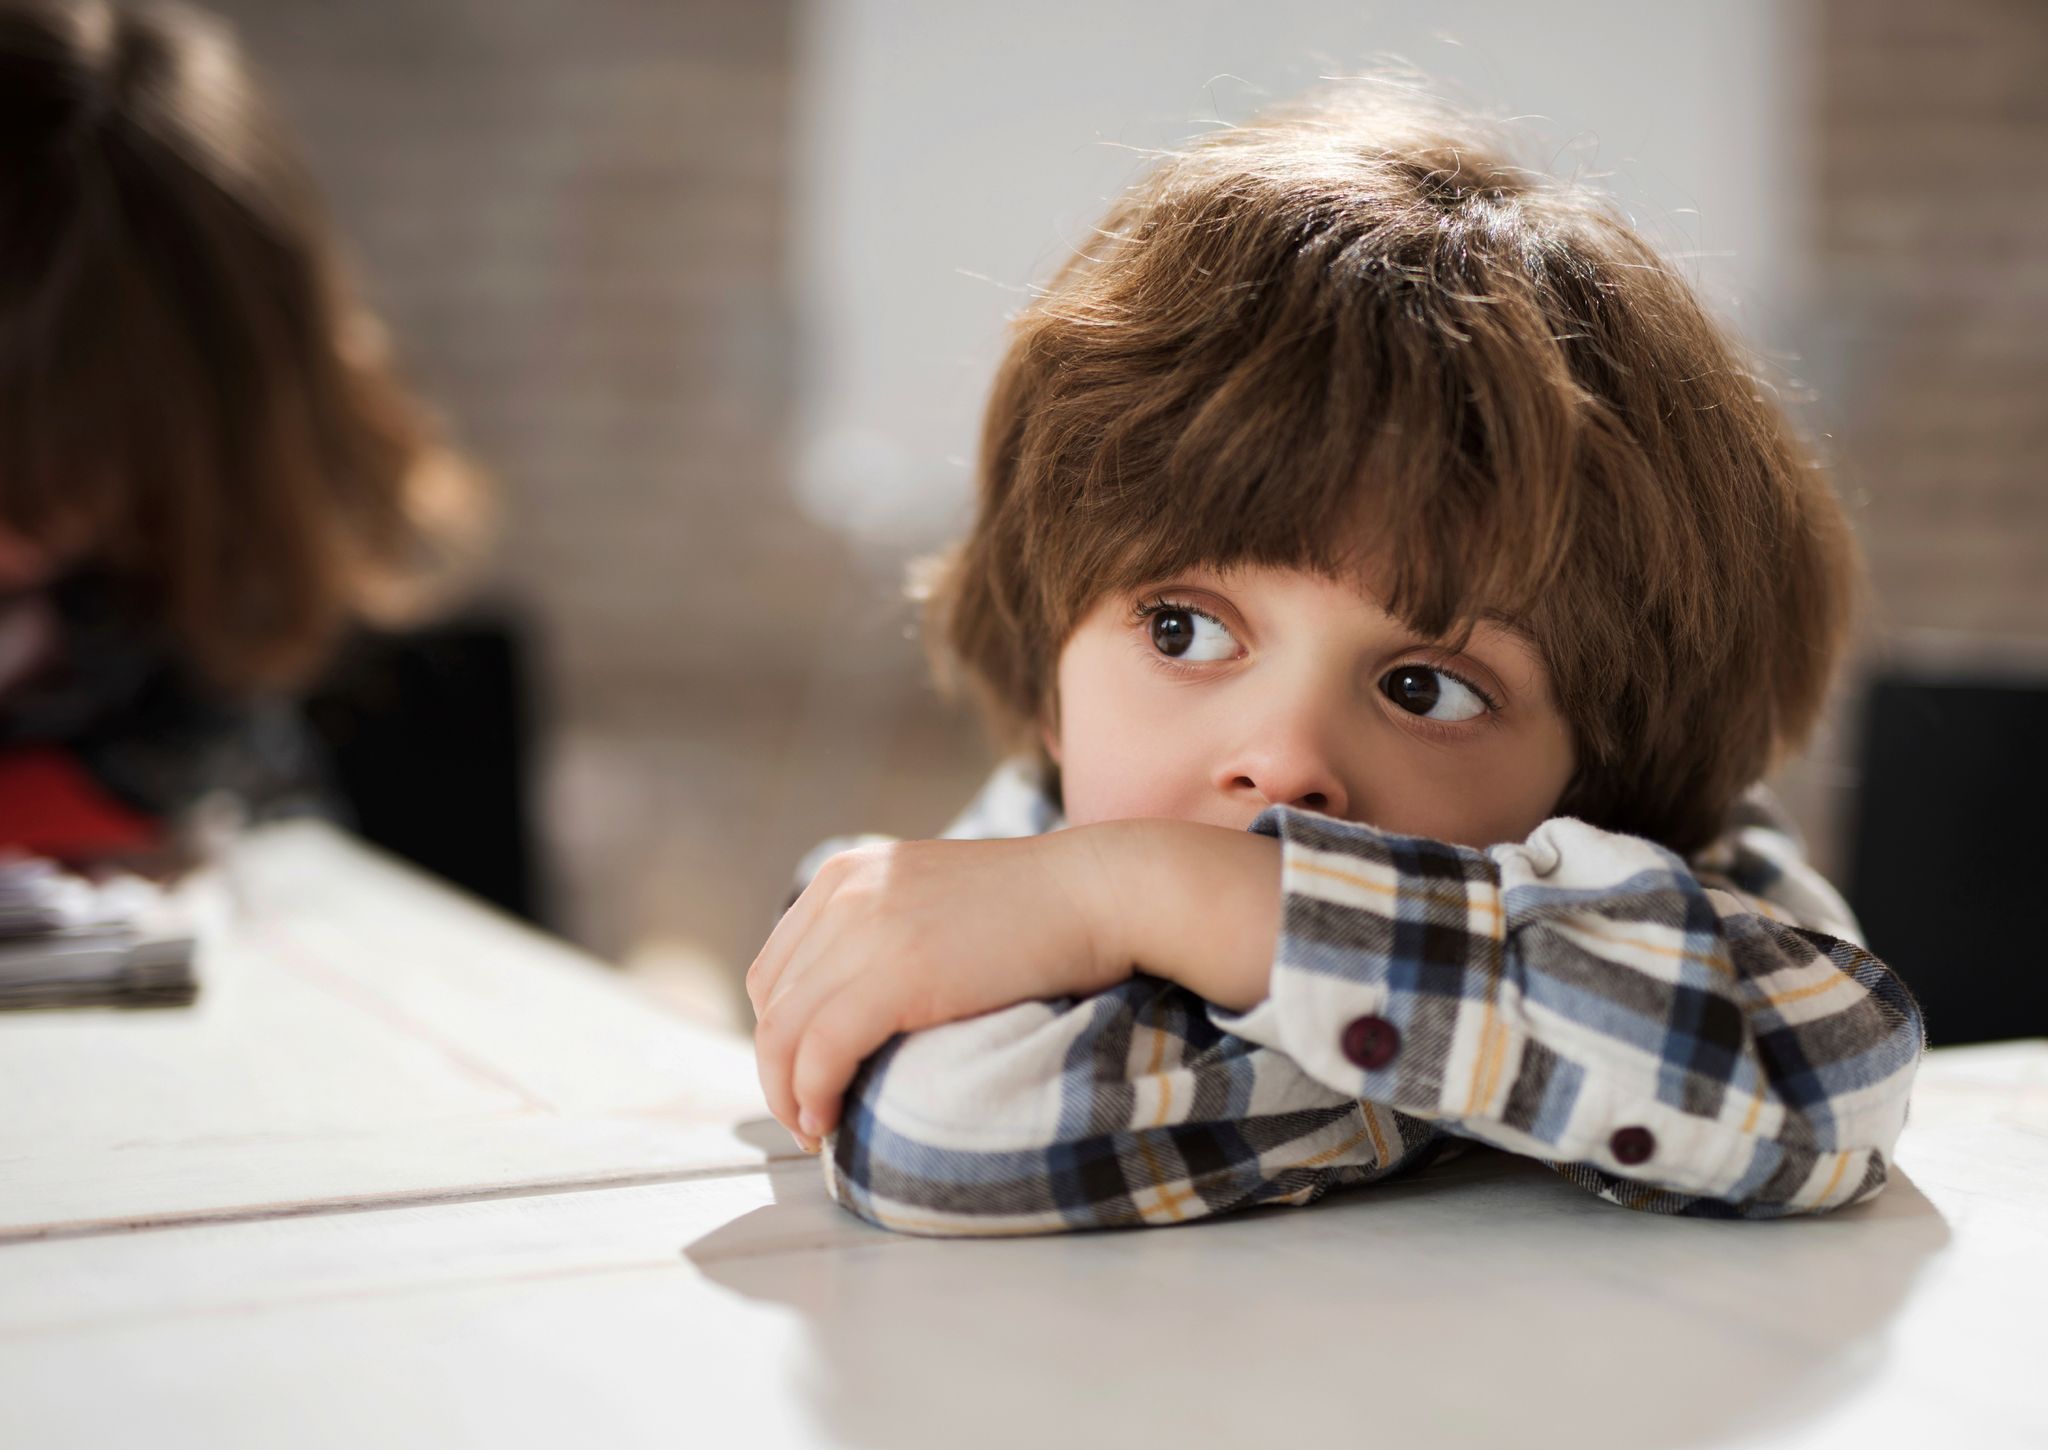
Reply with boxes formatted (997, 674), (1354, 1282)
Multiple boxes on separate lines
(0, 744), (162, 856)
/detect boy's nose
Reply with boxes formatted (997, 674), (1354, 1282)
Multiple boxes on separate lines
(1218, 748), (1350, 819)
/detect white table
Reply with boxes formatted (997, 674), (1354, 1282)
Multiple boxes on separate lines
(2, 823), (2043, 1449)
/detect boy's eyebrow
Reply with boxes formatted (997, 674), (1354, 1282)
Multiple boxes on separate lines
(1401, 608), (1533, 658)
(1452, 620), (1559, 703)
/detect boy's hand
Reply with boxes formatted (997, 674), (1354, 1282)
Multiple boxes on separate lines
(749, 820), (1284, 1153)
(747, 832), (1129, 1152)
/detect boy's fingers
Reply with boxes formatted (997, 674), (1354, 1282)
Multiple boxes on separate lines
(746, 871), (832, 1015)
(751, 987), (806, 1133)
(789, 984), (902, 1141)
(744, 934), (787, 1021)
(751, 934), (858, 1135)
(759, 896), (857, 1021)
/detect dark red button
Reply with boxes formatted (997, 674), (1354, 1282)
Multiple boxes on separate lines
(1340, 1015), (1401, 1071)
(1610, 1126), (1656, 1165)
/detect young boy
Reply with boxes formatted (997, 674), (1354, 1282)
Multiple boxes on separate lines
(748, 87), (1926, 1235)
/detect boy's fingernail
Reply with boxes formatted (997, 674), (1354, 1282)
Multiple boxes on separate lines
(798, 1109), (821, 1137)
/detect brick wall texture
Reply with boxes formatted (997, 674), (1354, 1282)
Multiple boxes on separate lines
(211, 0), (856, 723)
(1818, 0), (2048, 640)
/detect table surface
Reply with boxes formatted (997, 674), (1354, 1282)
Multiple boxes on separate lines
(1, 822), (2043, 1450)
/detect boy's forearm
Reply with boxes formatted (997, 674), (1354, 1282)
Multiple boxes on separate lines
(1059, 819), (1283, 1013)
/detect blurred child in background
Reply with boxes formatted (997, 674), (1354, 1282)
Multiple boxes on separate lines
(0, 0), (486, 867)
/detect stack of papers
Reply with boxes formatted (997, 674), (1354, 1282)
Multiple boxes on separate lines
(0, 857), (198, 1009)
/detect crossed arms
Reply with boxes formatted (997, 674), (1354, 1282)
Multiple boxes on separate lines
(759, 766), (1926, 1236)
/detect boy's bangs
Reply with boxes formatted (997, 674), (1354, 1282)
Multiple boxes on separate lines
(1054, 319), (1572, 655)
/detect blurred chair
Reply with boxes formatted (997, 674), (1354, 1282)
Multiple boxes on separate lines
(1846, 668), (2048, 1047)
(302, 609), (547, 928)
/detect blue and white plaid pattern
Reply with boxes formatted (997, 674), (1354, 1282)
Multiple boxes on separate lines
(804, 760), (1926, 1236)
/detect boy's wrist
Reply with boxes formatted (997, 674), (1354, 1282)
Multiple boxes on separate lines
(1051, 818), (1283, 1012)
(1039, 821), (1147, 995)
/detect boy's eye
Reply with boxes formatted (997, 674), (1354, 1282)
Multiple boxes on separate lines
(1381, 665), (1489, 723)
(1148, 605), (1238, 662)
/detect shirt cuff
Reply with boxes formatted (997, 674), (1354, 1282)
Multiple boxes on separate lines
(1204, 804), (1525, 1121)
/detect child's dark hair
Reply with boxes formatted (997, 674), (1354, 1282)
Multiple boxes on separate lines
(919, 84), (1863, 856)
(0, 0), (485, 689)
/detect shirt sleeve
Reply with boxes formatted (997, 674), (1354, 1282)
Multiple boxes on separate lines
(788, 780), (1451, 1236)
(1203, 800), (1928, 1218)
(818, 971), (1452, 1236)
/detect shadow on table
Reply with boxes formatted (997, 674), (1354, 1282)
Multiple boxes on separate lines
(683, 1133), (1950, 1450)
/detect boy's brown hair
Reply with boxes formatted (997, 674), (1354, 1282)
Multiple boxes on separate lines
(920, 85), (1862, 856)
(0, 0), (485, 689)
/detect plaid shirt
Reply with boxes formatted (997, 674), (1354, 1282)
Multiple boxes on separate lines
(799, 760), (1927, 1236)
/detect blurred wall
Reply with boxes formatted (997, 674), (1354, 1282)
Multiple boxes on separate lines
(1816, 0), (2048, 640)
(211, 3), (817, 714)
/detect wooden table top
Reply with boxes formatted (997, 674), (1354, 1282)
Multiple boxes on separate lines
(2, 822), (2042, 1449)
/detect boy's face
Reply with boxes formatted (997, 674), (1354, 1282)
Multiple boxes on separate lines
(1043, 562), (1575, 848)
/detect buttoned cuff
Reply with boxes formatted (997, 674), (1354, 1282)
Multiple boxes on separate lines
(1204, 804), (1516, 1123)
